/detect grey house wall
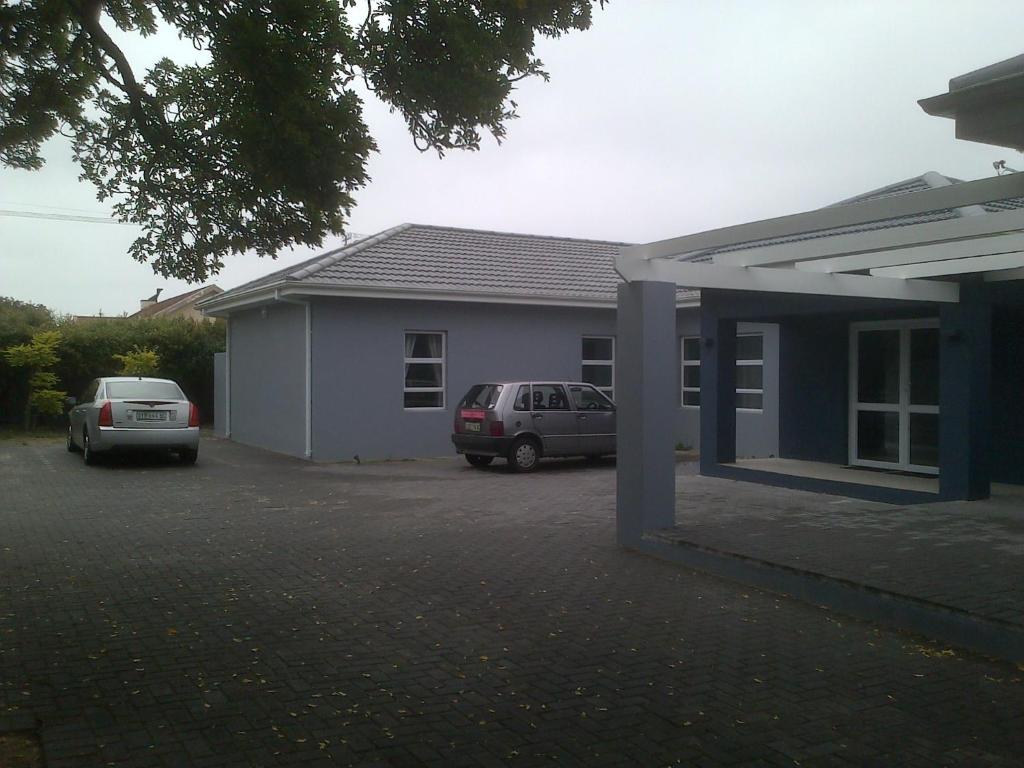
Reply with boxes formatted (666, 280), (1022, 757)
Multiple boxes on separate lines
(213, 352), (226, 437)
(303, 297), (779, 461)
(228, 304), (307, 457)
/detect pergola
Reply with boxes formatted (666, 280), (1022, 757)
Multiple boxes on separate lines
(613, 162), (1024, 544)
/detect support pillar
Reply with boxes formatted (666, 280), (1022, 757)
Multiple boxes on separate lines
(616, 281), (677, 545)
(939, 283), (992, 500)
(699, 298), (737, 473)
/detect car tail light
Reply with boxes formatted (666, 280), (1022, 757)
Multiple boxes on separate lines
(489, 421), (505, 437)
(454, 416), (463, 434)
(98, 401), (113, 427)
(188, 402), (200, 427)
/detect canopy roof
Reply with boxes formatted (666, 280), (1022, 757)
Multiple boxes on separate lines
(616, 173), (1024, 304)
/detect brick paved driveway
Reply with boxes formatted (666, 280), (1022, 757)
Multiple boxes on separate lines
(2, 437), (1022, 767)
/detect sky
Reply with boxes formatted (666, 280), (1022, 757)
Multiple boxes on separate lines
(2, 1), (1022, 317)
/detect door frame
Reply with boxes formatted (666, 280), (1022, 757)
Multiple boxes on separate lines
(848, 318), (940, 475)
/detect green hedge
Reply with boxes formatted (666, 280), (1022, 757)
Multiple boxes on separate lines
(0, 298), (225, 426)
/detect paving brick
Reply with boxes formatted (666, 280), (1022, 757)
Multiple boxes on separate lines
(1, 438), (1022, 766)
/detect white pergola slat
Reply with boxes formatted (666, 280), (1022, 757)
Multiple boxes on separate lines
(871, 251), (1024, 279)
(795, 231), (1024, 274)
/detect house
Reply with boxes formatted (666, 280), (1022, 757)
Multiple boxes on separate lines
(201, 168), (1020, 468)
(611, 54), (1024, 540)
(199, 224), (780, 461)
(130, 285), (223, 322)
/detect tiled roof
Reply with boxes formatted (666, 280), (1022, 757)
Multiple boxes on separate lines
(213, 224), (697, 305)
(131, 285), (222, 318)
(682, 172), (1024, 263)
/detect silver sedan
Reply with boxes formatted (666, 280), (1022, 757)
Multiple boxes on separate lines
(67, 377), (201, 465)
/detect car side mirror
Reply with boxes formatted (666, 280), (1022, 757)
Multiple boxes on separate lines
(65, 396), (77, 406)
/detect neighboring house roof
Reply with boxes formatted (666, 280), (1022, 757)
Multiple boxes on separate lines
(681, 171), (1024, 263)
(201, 225), (698, 313)
(131, 285), (223, 318)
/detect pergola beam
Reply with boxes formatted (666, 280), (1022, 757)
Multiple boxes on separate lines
(870, 251), (1024, 279)
(621, 173), (1024, 263)
(614, 256), (960, 303)
(795, 231), (1024, 274)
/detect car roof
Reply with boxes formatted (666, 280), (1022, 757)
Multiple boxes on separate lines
(100, 377), (179, 384)
(473, 381), (595, 387)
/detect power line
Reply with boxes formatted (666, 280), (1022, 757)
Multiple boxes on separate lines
(0, 208), (137, 226)
(0, 200), (117, 215)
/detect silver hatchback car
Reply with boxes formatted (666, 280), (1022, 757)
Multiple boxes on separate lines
(451, 381), (616, 472)
(67, 377), (201, 465)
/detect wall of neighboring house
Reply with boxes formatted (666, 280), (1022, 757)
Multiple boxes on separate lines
(228, 304), (307, 457)
(301, 296), (779, 461)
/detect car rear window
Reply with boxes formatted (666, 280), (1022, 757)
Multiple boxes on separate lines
(105, 381), (184, 400)
(459, 384), (503, 410)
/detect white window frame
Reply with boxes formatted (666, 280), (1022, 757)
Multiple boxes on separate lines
(581, 336), (615, 400)
(681, 336), (701, 408)
(403, 331), (446, 410)
(848, 318), (939, 475)
(680, 333), (764, 412)
(736, 333), (764, 414)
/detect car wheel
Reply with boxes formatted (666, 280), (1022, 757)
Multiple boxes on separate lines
(508, 437), (540, 473)
(465, 454), (494, 468)
(179, 447), (199, 465)
(82, 429), (98, 465)
(66, 426), (80, 453)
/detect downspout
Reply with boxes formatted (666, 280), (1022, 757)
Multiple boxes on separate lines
(275, 289), (313, 459)
(225, 316), (231, 438)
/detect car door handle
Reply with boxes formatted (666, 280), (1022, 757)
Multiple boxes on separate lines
(577, 414), (587, 420)
(531, 413), (543, 419)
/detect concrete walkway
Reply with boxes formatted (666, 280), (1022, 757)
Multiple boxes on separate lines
(655, 462), (1024, 647)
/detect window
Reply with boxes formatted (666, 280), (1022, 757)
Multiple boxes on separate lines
(681, 337), (701, 407)
(404, 332), (445, 409)
(459, 384), (503, 410)
(736, 334), (764, 411)
(105, 381), (185, 400)
(530, 383), (570, 411)
(569, 384), (615, 412)
(582, 336), (614, 400)
(680, 333), (764, 411)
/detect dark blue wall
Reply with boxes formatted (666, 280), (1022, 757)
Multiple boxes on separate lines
(778, 317), (850, 464)
(991, 305), (1024, 484)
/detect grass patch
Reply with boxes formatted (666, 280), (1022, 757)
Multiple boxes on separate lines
(0, 731), (43, 768)
(0, 425), (65, 440)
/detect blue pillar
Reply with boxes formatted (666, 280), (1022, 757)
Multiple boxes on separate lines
(700, 297), (737, 472)
(616, 281), (677, 544)
(939, 283), (991, 500)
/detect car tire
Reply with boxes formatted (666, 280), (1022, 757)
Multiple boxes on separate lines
(465, 454), (494, 468)
(179, 447), (199, 465)
(508, 437), (540, 473)
(82, 429), (98, 465)
(67, 426), (80, 453)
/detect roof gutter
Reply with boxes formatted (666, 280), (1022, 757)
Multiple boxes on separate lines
(200, 281), (700, 316)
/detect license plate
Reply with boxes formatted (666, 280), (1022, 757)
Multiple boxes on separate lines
(135, 410), (169, 421)
(464, 422), (481, 432)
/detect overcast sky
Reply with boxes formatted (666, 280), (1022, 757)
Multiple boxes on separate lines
(2, 1), (1022, 316)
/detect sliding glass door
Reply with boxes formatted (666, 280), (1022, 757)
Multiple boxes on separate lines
(849, 320), (939, 474)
